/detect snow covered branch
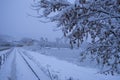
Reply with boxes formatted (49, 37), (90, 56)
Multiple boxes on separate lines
(33, 0), (120, 75)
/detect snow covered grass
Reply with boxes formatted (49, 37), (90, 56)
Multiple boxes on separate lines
(20, 48), (120, 80)
(24, 46), (99, 69)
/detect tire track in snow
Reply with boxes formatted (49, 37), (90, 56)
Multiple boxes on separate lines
(18, 49), (51, 80)
(20, 50), (61, 80)
(10, 49), (17, 80)
(19, 51), (41, 80)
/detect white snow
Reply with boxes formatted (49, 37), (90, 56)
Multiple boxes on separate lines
(0, 47), (120, 80)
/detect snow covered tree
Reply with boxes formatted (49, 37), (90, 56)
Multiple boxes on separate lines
(33, 0), (120, 75)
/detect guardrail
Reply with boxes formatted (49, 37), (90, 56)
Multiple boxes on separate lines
(0, 48), (12, 69)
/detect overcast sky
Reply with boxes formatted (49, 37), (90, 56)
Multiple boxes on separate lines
(0, 0), (64, 41)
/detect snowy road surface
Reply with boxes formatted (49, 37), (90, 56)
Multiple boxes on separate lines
(0, 48), (120, 80)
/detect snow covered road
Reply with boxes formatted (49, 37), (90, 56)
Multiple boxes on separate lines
(0, 48), (50, 80)
(0, 48), (120, 80)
